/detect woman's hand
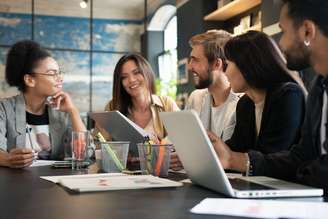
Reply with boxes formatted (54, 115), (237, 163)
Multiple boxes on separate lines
(48, 91), (86, 132)
(48, 91), (77, 114)
(207, 131), (248, 172)
(0, 148), (34, 168)
(207, 131), (233, 169)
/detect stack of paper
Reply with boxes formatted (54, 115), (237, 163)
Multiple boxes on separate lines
(191, 198), (328, 219)
(41, 173), (124, 183)
(41, 173), (182, 192)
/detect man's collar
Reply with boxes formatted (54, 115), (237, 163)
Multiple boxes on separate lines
(318, 75), (328, 90)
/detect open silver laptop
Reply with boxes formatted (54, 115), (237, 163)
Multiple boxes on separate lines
(160, 110), (323, 198)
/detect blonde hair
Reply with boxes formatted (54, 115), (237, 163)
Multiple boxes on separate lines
(189, 29), (232, 64)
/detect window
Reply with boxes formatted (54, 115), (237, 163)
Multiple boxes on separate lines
(0, 0), (144, 112)
(157, 16), (177, 98)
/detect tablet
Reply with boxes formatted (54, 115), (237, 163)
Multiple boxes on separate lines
(89, 111), (149, 156)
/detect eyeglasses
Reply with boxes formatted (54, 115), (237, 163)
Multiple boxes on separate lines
(31, 70), (64, 80)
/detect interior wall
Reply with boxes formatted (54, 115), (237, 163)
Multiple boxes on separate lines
(176, 0), (222, 96)
(142, 31), (164, 77)
(176, 0), (316, 98)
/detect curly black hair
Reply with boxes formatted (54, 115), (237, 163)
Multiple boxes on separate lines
(5, 40), (51, 92)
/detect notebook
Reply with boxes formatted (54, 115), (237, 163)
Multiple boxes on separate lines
(42, 173), (182, 192)
(90, 111), (149, 156)
(160, 110), (323, 198)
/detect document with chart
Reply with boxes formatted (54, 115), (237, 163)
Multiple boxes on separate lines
(45, 174), (183, 192)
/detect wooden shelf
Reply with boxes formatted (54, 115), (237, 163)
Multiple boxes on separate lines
(204, 0), (261, 21)
(247, 23), (261, 31)
(233, 23), (262, 36)
(263, 22), (281, 36)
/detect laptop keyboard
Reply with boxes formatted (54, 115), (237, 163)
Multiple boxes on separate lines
(229, 178), (276, 191)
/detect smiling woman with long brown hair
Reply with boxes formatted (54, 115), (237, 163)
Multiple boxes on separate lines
(95, 53), (179, 144)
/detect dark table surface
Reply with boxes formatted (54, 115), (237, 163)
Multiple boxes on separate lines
(0, 165), (326, 219)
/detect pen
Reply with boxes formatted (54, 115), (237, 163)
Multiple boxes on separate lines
(97, 133), (124, 171)
(155, 139), (165, 176)
(105, 144), (124, 171)
(96, 132), (106, 142)
(145, 140), (154, 174)
(26, 126), (38, 160)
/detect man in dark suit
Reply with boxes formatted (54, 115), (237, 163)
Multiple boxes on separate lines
(210, 0), (328, 191)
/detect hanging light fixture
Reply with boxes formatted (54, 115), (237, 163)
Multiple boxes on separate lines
(80, 0), (88, 9)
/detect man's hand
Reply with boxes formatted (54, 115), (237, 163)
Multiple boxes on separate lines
(1, 148), (34, 168)
(170, 151), (183, 171)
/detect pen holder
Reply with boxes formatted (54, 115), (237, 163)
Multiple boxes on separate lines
(137, 143), (172, 178)
(101, 141), (129, 173)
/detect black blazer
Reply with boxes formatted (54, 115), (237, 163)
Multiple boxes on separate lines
(226, 82), (305, 155)
(250, 76), (328, 192)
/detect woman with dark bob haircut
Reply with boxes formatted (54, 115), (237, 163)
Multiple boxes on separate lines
(94, 53), (179, 158)
(0, 40), (86, 168)
(208, 31), (306, 173)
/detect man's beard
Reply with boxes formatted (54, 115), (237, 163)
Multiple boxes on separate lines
(194, 68), (213, 89)
(284, 40), (311, 71)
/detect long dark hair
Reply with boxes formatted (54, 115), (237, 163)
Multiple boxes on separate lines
(111, 53), (156, 115)
(224, 31), (296, 90)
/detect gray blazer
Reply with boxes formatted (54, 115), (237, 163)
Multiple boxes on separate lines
(0, 94), (72, 160)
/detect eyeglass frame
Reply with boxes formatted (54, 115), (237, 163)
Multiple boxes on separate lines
(30, 69), (64, 80)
